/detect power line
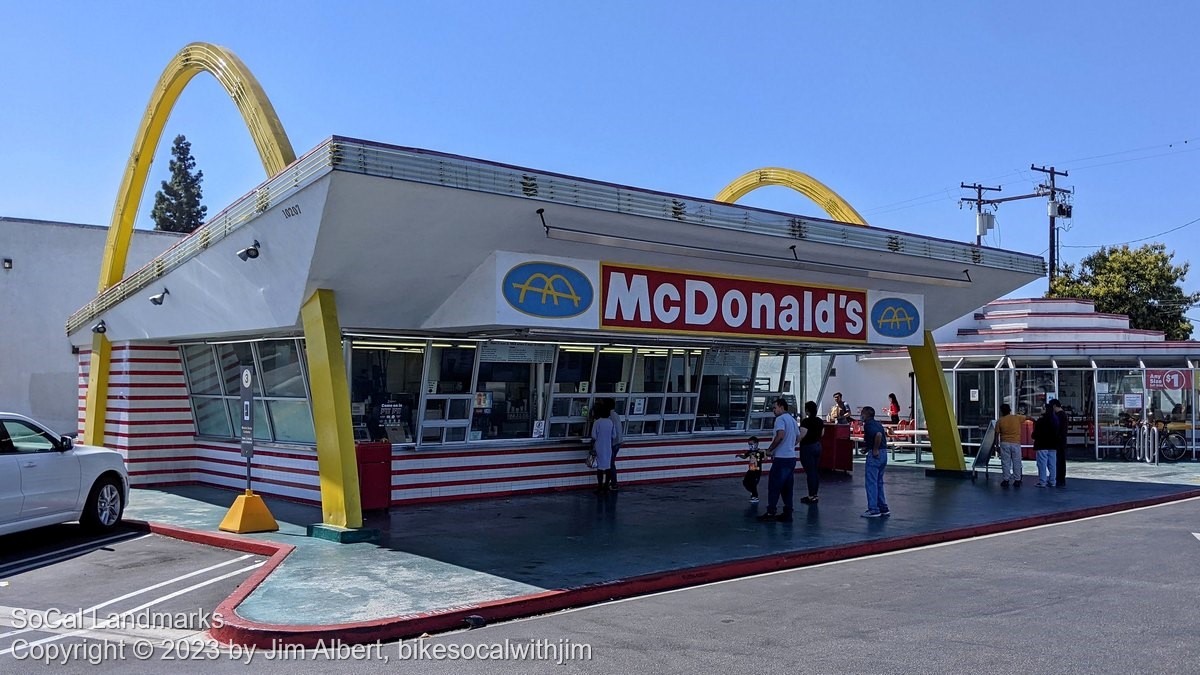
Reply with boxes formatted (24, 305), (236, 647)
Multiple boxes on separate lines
(1061, 215), (1200, 248)
(862, 135), (1198, 218)
(1064, 145), (1200, 172)
(1048, 136), (1198, 167)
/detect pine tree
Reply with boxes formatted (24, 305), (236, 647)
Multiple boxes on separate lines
(150, 135), (207, 233)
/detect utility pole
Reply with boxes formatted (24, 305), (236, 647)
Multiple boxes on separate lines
(960, 183), (1002, 245)
(1030, 165), (1072, 287)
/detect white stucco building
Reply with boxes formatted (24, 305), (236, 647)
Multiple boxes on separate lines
(0, 217), (181, 432)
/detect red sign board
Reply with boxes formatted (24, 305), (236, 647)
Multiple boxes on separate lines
(1146, 369), (1192, 390)
(600, 263), (867, 341)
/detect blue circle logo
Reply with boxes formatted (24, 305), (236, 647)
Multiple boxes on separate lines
(870, 298), (920, 338)
(502, 262), (593, 318)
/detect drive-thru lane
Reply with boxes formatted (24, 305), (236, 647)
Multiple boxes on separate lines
(0, 529), (263, 668)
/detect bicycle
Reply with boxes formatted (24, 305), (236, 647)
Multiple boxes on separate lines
(1121, 424), (1187, 462)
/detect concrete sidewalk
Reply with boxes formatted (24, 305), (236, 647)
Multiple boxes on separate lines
(123, 457), (1200, 646)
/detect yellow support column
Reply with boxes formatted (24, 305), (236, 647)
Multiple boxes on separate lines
(908, 330), (967, 473)
(301, 289), (369, 539)
(82, 334), (112, 446)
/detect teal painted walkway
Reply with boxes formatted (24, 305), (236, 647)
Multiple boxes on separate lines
(124, 456), (1200, 629)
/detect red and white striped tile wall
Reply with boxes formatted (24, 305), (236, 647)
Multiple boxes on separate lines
(387, 437), (749, 506)
(78, 345), (751, 509)
(77, 345), (322, 503)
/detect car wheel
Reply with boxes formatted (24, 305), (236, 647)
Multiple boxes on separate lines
(81, 476), (124, 531)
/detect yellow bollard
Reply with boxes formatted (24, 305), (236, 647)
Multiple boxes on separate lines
(218, 489), (279, 534)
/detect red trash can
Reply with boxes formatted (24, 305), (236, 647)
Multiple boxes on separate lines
(355, 442), (392, 511)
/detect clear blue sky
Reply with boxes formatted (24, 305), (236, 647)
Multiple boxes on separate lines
(2, 1), (1197, 320)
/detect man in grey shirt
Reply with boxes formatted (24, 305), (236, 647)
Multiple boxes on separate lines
(757, 398), (798, 523)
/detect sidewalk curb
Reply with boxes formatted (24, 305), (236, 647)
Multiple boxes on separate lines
(141, 490), (1200, 648)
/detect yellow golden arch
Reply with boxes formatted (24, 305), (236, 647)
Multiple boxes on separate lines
(714, 168), (868, 227)
(84, 42), (365, 528)
(714, 168), (966, 471)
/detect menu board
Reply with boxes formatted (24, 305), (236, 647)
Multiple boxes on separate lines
(479, 343), (556, 363)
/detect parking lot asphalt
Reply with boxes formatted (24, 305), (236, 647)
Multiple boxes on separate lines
(0, 529), (265, 669)
(116, 457), (1200, 647)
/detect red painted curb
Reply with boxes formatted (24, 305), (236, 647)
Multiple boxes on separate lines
(126, 488), (1200, 648)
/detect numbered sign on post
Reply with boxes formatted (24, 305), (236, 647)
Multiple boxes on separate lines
(240, 365), (255, 459)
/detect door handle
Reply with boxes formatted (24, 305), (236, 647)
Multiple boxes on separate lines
(23, 461), (36, 468)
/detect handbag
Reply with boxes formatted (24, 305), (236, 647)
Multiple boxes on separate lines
(585, 450), (598, 469)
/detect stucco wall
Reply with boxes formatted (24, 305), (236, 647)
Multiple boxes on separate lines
(0, 217), (182, 433)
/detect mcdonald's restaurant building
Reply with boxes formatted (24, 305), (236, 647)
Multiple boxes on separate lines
(67, 136), (1044, 514)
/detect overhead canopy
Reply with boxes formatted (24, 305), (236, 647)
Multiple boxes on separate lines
(68, 137), (1045, 346)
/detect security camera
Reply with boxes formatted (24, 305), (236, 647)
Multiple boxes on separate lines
(91, 320), (107, 334)
(237, 240), (261, 261)
(149, 288), (170, 305)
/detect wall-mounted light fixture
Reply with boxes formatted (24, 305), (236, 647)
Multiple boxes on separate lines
(237, 240), (261, 261)
(91, 320), (107, 334)
(149, 288), (170, 305)
(2, 258), (11, 270)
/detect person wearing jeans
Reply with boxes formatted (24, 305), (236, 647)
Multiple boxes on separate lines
(798, 400), (825, 504)
(996, 403), (1026, 487)
(1032, 405), (1059, 487)
(757, 398), (799, 523)
(861, 406), (890, 518)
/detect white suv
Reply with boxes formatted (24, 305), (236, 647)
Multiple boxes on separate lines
(0, 412), (129, 536)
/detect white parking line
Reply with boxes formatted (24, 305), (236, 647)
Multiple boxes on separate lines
(0, 532), (150, 578)
(0, 562), (263, 656)
(0, 553), (255, 639)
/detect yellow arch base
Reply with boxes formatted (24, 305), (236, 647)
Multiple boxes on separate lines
(909, 331), (966, 470)
(83, 42), (294, 448)
(301, 289), (363, 529)
(82, 334), (111, 446)
(715, 168), (965, 472)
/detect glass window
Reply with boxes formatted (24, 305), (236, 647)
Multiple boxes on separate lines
(553, 348), (595, 393)
(2, 419), (57, 452)
(1012, 368), (1056, 417)
(473, 361), (534, 441)
(754, 352), (784, 392)
(192, 397), (233, 437)
(1096, 369), (1145, 451)
(259, 340), (307, 398)
(595, 348), (633, 393)
(226, 400), (271, 441)
(783, 353), (805, 402)
(217, 343), (256, 395)
(954, 369), (996, 449)
(268, 400), (316, 444)
(182, 345), (222, 395)
(666, 349), (701, 392)
(426, 345), (476, 394)
(805, 353), (834, 412)
(696, 348), (753, 431)
(351, 342), (426, 443)
(631, 348), (669, 393)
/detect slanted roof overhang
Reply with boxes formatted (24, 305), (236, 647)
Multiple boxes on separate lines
(69, 137), (1045, 347)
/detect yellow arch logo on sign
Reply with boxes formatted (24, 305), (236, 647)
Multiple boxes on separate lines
(83, 42), (295, 446)
(512, 274), (582, 306)
(877, 306), (915, 330)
